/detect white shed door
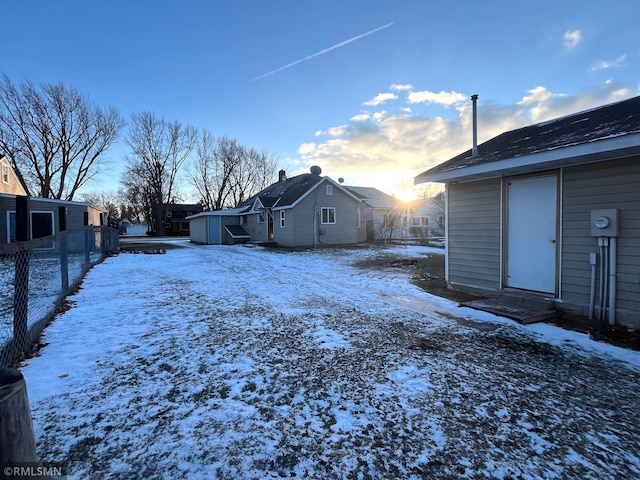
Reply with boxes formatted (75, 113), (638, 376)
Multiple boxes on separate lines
(506, 175), (557, 293)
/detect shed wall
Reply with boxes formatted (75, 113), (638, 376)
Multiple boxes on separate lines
(189, 217), (209, 244)
(561, 157), (640, 324)
(447, 179), (502, 289)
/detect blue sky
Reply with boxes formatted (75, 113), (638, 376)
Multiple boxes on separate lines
(3, 0), (639, 200)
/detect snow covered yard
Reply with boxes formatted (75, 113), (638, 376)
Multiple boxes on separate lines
(21, 242), (640, 479)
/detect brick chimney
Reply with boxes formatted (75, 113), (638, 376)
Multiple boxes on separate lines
(278, 169), (287, 182)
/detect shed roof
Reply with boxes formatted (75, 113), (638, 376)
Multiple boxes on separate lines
(415, 95), (640, 184)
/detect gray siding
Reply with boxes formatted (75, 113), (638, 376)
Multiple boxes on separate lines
(189, 216), (209, 244)
(561, 158), (640, 323)
(275, 182), (361, 247)
(448, 179), (502, 289)
(242, 213), (269, 242)
(275, 208), (294, 246)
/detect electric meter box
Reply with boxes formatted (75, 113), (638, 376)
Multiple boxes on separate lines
(590, 208), (619, 237)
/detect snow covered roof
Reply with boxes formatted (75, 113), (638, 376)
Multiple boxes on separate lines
(345, 186), (401, 209)
(238, 170), (361, 211)
(415, 95), (640, 184)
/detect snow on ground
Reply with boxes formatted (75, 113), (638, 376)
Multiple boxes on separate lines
(21, 241), (640, 479)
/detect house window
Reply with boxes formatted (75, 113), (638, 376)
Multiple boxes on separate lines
(240, 215), (246, 225)
(31, 211), (55, 239)
(180, 222), (189, 231)
(321, 207), (336, 224)
(1, 165), (8, 184)
(438, 215), (444, 228)
(280, 210), (285, 228)
(326, 184), (333, 196)
(412, 217), (421, 226)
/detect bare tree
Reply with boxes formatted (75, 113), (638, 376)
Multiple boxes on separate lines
(416, 182), (445, 199)
(188, 133), (277, 210)
(0, 73), (124, 200)
(122, 111), (197, 235)
(229, 147), (278, 207)
(79, 190), (120, 223)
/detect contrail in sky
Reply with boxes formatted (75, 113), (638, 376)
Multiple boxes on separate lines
(248, 22), (396, 83)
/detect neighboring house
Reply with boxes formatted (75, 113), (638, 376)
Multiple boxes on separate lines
(345, 186), (403, 241)
(152, 203), (203, 236)
(415, 95), (640, 328)
(405, 193), (446, 243)
(188, 167), (366, 247)
(1, 194), (106, 244)
(0, 156), (28, 196)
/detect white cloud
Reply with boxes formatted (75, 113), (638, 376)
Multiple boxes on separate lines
(363, 93), (398, 106)
(590, 54), (627, 72)
(297, 142), (316, 154)
(295, 81), (639, 194)
(390, 84), (413, 91)
(563, 29), (582, 49)
(407, 90), (467, 106)
(350, 112), (371, 122)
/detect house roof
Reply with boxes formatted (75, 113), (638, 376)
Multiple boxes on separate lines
(238, 171), (361, 211)
(186, 207), (246, 220)
(345, 186), (401, 209)
(415, 95), (640, 184)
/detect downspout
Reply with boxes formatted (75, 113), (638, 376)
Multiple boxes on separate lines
(444, 183), (449, 282)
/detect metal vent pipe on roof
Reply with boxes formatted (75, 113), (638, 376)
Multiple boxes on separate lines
(471, 94), (479, 156)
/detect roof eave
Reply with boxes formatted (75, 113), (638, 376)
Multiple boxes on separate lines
(415, 133), (640, 184)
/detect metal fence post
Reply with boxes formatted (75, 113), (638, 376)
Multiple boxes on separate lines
(83, 212), (90, 267)
(59, 206), (69, 293)
(13, 197), (29, 354)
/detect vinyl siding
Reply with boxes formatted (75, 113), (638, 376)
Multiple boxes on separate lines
(275, 182), (361, 247)
(0, 195), (101, 244)
(242, 213), (269, 242)
(188, 216), (209, 244)
(448, 179), (501, 289)
(0, 158), (27, 196)
(561, 158), (640, 323)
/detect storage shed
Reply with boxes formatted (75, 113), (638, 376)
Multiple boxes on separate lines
(186, 208), (249, 245)
(415, 95), (640, 328)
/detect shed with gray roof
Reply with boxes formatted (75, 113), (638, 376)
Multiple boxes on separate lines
(415, 95), (640, 328)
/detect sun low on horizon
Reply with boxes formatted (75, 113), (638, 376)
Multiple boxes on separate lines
(394, 188), (419, 202)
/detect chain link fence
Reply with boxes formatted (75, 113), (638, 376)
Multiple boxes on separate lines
(0, 226), (119, 367)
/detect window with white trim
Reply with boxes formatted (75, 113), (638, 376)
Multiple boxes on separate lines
(8, 211), (55, 243)
(321, 207), (336, 224)
(326, 184), (333, 196)
(280, 210), (285, 228)
(2, 164), (8, 184)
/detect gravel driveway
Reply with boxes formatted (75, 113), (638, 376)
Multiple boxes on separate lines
(22, 242), (640, 479)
